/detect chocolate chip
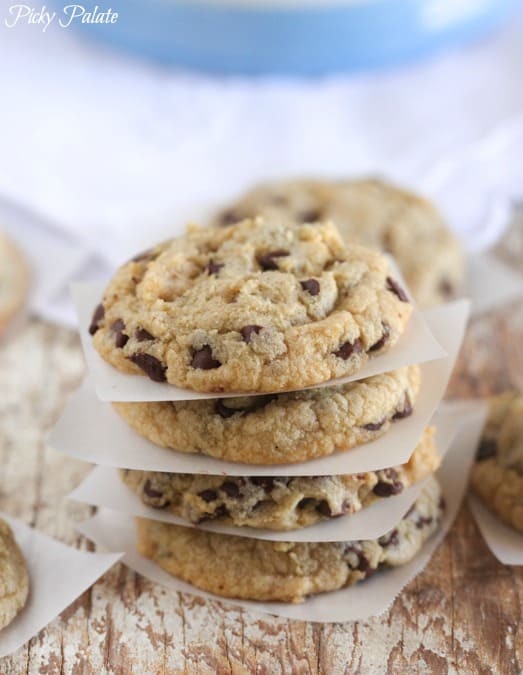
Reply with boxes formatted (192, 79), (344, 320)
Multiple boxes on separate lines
(316, 500), (332, 517)
(345, 546), (370, 573)
(476, 438), (497, 461)
(415, 515), (433, 529)
(297, 498), (316, 509)
(215, 400), (237, 419)
(368, 323), (390, 352)
(257, 250), (289, 271)
(251, 477), (275, 491)
(298, 209), (322, 223)
(199, 489), (218, 503)
(358, 557), (370, 573)
(214, 504), (229, 519)
(129, 353), (167, 382)
(363, 419), (385, 431)
(219, 210), (242, 227)
(111, 319), (129, 348)
(115, 333), (128, 349)
(135, 328), (155, 342)
(345, 544), (370, 572)
(333, 339), (363, 360)
(205, 260), (224, 275)
(143, 480), (170, 508)
(373, 480), (403, 497)
(143, 480), (164, 499)
(439, 496), (446, 511)
(392, 394), (413, 420)
(240, 325), (262, 343)
(373, 482), (394, 497)
(89, 304), (105, 335)
(439, 279), (454, 298)
(300, 279), (320, 296)
(386, 277), (409, 303)
(191, 346), (221, 370)
(380, 528), (399, 547)
(221, 481), (241, 498)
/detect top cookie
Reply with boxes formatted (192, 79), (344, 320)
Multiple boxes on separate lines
(213, 178), (463, 308)
(91, 218), (412, 393)
(471, 391), (523, 532)
(0, 518), (29, 631)
(0, 233), (29, 328)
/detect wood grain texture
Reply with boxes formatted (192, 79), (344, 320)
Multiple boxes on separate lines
(0, 215), (522, 674)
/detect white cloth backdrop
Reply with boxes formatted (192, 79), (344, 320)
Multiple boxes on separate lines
(0, 13), (522, 325)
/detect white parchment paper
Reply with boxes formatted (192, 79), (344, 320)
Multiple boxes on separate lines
(77, 404), (486, 623)
(48, 301), (468, 475)
(68, 402), (472, 543)
(0, 514), (122, 658)
(468, 496), (523, 566)
(71, 281), (446, 403)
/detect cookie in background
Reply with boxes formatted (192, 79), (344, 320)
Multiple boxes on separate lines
(212, 178), (464, 309)
(0, 518), (29, 631)
(471, 391), (523, 533)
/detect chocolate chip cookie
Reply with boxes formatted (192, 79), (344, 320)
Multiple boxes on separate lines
(213, 178), (463, 308)
(136, 476), (443, 603)
(0, 519), (29, 630)
(91, 218), (412, 393)
(0, 233), (29, 330)
(471, 392), (523, 533)
(113, 365), (420, 464)
(121, 426), (439, 530)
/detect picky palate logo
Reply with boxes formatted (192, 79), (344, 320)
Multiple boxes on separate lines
(4, 4), (119, 31)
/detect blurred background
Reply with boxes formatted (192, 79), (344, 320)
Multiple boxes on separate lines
(1, 0), (523, 326)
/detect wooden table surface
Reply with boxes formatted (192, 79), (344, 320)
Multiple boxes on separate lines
(0, 219), (522, 674)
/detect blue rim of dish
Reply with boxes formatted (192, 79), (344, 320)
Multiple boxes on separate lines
(66, 0), (521, 74)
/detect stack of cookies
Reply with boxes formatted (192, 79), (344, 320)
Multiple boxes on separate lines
(85, 214), (448, 605)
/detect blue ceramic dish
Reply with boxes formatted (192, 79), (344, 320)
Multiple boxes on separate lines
(66, 0), (521, 74)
